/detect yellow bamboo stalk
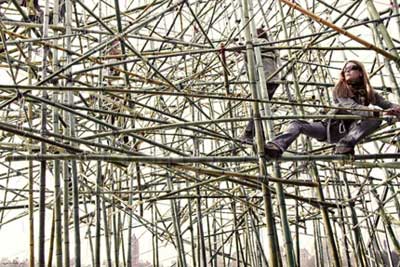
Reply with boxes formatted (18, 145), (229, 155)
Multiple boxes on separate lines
(278, 0), (399, 62)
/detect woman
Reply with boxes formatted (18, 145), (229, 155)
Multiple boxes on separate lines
(264, 60), (400, 158)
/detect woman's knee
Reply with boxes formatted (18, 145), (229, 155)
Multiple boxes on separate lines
(360, 119), (381, 131)
(287, 120), (308, 130)
(371, 119), (382, 128)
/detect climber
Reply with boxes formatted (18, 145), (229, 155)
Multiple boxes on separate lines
(239, 27), (282, 144)
(264, 60), (400, 158)
(106, 39), (122, 77)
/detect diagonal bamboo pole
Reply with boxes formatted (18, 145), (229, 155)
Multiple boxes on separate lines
(278, 0), (399, 62)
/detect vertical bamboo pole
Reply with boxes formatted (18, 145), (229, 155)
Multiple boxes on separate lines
(52, 0), (63, 265)
(126, 171), (133, 267)
(241, 0), (279, 266)
(152, 202), (160, 267)
(190, 110), (201, 267)
(39, 1), (51, 266)
(277, 1), (341, 264)
(231, 201), (241, 267)
(94, 166), (102, 267)
(365, 0), (400, 103)
(248, 1), (296, 261)
(166, 173), (187, 266)
(94, 90), (102, 266)
(342, 172), (366, 267)
(65, 0), (81, 265)
(63, 161), (70, 266)
(187, 190), (196, 267)
(102, 196), (112, 267)
(332, 170), (352, 267)
(95, 1), (103, 266)
(112, 172), (119, 267)
(212, 209), (217, 267)
(27, 25), (35, 267)
(192, 106), (207, 267)
(47, 211), (56, 267)
(82, 194), (95, 267)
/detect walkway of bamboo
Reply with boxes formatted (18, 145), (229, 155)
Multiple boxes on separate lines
(0, 0), (399, 266)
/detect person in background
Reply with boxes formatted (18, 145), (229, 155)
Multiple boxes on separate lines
(264, 60), (400, 158)
(240, 27), (281, 144)
(106, 39), (122, 77)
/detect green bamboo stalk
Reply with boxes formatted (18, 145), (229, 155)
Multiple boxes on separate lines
(241, 0), (280, 266)
(38, 1), (51, 266)
(278, 0), (399, 61)
(8, 152), (400, 163)
(162, 132), (187, 266)
(62, 160), (70, 267)
(151, 202), (160, 267)
(1, 1), (400, 266)
(47, 211), (55, 267)
(278, 1), (341, 265)
(94, 2), (103, 266)
(26, 24), (35, 267)
(341, 172), (367, 266)
(65, 0), (81, 265)
(102, 194), (112, 267)
(365, 0), (400, 102)
(51, 1), (63, 265)
(253, 1), (297, 264)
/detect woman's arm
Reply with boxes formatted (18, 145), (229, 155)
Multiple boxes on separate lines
(374, 92), (400, 109)
(335, 97), (375, 116)
(374, 93), (400, 117)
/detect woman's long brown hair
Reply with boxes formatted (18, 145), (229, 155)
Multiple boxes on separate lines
(333, 60), (376, 105)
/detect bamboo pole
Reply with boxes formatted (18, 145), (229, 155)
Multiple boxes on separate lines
(241, 0), (280, 266)
(1, 1), (400, 266)
(7, 152), (400, 162)
(38, 1), (51, 266)
(51, 1), (63, 265)
(365, 0), (400, 102)
(26, 21), (36, 267)
(62, 161), (70, 267)
(262, 2), (296, 266)
(65, 0), (81, 265)
(94, 2), (103, 266)
(278, 0), (399, 61)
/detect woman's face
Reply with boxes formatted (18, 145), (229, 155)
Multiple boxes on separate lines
(343, 62), (362, 83)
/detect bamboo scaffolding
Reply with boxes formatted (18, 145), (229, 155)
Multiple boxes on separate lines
(0, 1), (400, 267)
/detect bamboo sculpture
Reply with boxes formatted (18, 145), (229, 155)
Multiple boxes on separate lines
(0, 0), (399, 267)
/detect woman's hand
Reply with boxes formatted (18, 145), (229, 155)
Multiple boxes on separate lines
(385, 107), (400, 117)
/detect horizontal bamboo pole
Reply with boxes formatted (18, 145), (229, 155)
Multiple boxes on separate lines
(6, 153), (400, 162)
(2, 84), (396, 114)
(174, 164), (317, 187)
(85, 115), (395, 139)
(335, 162), (400, 169)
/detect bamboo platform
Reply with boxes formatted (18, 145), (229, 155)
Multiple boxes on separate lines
(0, 0), (399, 266)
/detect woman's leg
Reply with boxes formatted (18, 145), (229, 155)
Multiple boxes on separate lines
(335, 119), (381, 153)
(240, 119), (255, 144)
(266, 120), (327, 157)
(266, 82), (279, 100)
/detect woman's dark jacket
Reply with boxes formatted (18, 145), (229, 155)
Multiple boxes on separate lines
(325, 92), (398, 143)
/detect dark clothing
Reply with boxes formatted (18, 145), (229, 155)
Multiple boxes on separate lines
(326, 92), (397, 143)
(241, 38), (281, 141)
(242, 82), (279, 139)
(271, 119), (382, 151)
(270, 91), (399, 152)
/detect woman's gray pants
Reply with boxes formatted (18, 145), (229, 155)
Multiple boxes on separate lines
(271, 119), (381, 151)
(242, 82), (279, 139)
